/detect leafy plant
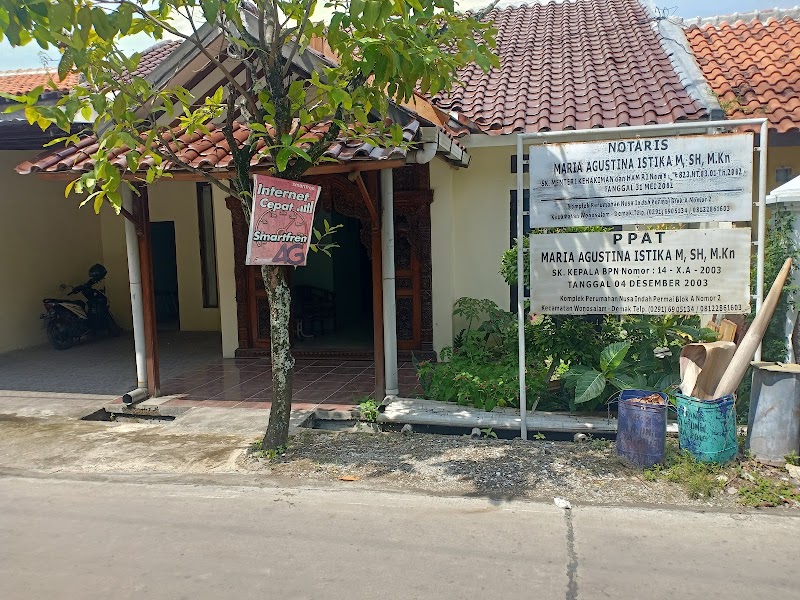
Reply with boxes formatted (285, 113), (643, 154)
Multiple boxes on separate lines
(480, 427), (498, 439)
(737, 207), (800, 421)
(786, 451), (800, 467)
(358, 399), (379, 423)
(249, 440), (287, 461)
(417, 298), (547, 412)
(563, 341), (634, 407)
(562, 315), (717, 410)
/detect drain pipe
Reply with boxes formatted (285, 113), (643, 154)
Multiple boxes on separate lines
(380, 144), (437, 401)
(407, 143), (437, 165)
(123, 188), (148, 404)
(381, 168), (399, 398)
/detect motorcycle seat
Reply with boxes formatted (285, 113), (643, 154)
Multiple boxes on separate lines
(44, 298), (86, 308)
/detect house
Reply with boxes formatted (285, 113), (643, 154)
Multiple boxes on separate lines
(3, 0), (732, 400)
(0, 42), (181, 355)
(682, 8), (800, 192)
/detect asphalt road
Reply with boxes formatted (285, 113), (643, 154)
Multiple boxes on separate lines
(0, 473), (797, 599)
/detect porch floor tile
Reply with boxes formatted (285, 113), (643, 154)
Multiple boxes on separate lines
(158, 358), (420, 410)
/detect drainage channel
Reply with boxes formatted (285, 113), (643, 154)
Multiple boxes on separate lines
(81, 408), (176, 423)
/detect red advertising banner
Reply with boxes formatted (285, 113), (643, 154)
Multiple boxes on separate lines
(245, 174), (321, 266)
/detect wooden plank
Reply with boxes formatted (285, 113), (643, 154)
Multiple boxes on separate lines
(136, 184), (161, 397)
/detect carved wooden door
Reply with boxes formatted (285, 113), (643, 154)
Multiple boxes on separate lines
(393, 226), (422, 351)
(248, 266), (271, 348)
(247, 266), (293, 348)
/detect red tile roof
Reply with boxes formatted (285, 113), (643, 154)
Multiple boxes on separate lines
(0, 70), (79, 96)
(685, 16), (800, 133)
(0, 41), (181, 98)
(429, 0), (707, 134)
(130, 40), (182, 80)
(16, 119), (419, 175)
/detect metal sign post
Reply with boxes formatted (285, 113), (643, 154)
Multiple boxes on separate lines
(516, 118), (769, 440)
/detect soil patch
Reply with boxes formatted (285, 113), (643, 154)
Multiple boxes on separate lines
(243, 429), (800, 508)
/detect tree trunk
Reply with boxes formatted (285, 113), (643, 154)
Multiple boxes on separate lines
(262, 264), (294, 449)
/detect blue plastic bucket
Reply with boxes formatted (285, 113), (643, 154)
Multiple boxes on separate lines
(676, 393), (738, 464)
(616, 389), (668, 468)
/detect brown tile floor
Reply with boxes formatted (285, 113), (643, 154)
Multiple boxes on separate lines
(157, 358), (423, 411)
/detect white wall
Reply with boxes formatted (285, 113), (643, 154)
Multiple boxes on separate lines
(428, 147), (518, 354)
(450, 146), (516, 308)
(429, 158), (455, 354)
(101, 180), (221, 333)
(212, 185), (239, 358)
(0, 151), (104, 352)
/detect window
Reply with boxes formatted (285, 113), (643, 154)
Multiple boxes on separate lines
(196, 183), (219, 308)
(776, 167), (793, 186)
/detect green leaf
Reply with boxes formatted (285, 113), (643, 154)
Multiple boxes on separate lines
(350, 0), (366, 20)
(77, 6), (91, 44)
(607, 373), (638, 391)
(573, 369), (606, 404)
(91, 7), (117, 42)
(117, 5), (133, 35)
(288, 146), (312, 163)
(330, 87), (351, 110)
(600, 342), (631, 373)
(363, 0), (380, 28)
(112, 93), (126, 117)
(57, 48), (73, 81)
(202, 0), (220, 24)
(24, 105), (38, 125)
(276, 147), (291, 172)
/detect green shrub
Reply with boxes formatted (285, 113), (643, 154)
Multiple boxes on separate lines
(416, 298), (547, 411)
(736, 208), (799, 422)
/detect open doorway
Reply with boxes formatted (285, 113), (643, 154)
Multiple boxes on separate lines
(150, 221), (180, 330)
(290, 210), (372, 351)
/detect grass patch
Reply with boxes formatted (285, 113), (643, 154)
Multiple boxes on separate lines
(644, 442), (728, 499)
(739, 475), (800, 508)
(248, 440), (287, 461)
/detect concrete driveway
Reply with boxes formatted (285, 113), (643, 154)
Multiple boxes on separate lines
(0, 332), (222, 396)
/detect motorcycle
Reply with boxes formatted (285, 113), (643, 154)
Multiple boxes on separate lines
(41, 263), (122, 350)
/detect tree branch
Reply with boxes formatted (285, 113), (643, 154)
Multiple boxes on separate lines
(281, 0), (315, 79)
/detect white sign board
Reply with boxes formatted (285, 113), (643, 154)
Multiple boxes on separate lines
(530, 229), (752, 315)
(528, 133), (754, 227)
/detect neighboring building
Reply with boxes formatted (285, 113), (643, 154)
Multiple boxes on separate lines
(0, 43), (180, 353)
(682, 8), (800, 193)
(4, 1), (732, 393)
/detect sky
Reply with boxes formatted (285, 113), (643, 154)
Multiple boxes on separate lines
(0, 1), (795, 70)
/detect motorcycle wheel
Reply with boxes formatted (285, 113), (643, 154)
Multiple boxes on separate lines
(106, 313), (122, 337)
(47, 320), (74, 350)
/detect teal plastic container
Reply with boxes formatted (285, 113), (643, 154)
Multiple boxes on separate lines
(676, 393), (738, 464)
